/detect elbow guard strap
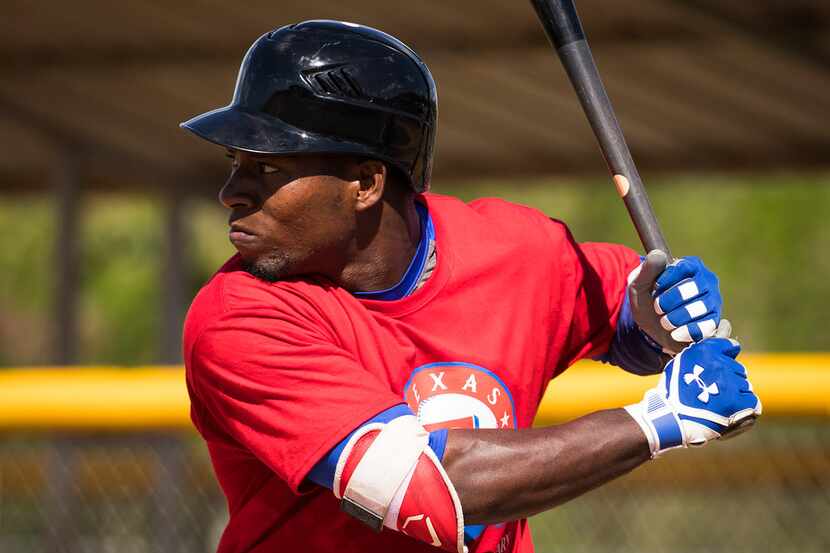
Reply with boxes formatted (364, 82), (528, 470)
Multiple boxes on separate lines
(334, 415), (466, 553)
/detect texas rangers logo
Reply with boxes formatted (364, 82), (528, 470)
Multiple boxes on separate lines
(403, 362), (516, 431)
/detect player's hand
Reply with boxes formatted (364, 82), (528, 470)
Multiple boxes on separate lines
(628, 250), (723, 355)
(625, 337), (762, 457)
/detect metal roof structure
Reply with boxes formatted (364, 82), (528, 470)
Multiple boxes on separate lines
(3, 0), (829, 196)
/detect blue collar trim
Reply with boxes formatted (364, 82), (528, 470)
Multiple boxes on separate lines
(354, 202), (434, 301)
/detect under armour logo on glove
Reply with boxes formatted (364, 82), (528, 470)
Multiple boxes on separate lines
(625, 338), (762, 457)
(684, 365), (719, 403)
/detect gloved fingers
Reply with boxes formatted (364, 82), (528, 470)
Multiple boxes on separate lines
(629, 250), (668, 294)
(654, 256), (703, 294)
(654, 278), (718, 315)
(738, 379), (754, 393)
(659, 293), (720, 330)
(715, 358), (752, 397)
(734, 361), (755, 393)
(732, 363), (748, 380)
(658, 318), (730, 357)
(669, 319), (715, 343)
(732, 390), (762, 414)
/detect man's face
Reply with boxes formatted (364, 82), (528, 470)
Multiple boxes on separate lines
(219, 151), (359, 282)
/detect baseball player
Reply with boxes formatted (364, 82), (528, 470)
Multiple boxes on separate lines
(181, 20), (761, 553)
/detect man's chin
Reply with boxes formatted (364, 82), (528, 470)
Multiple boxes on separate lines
(241, 253), (292, 283)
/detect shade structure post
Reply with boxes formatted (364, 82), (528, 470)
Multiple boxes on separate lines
(54, 154), (82, 365)
(160, 187), (188, 363)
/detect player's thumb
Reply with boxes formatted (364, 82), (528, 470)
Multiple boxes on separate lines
(714, 319), (732, 339)
(629, 250), (668, 295)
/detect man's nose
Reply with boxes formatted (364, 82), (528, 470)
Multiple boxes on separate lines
(219, 170), (257, 209)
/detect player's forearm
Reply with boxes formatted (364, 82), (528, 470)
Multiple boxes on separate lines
(442, 408), (650, 525)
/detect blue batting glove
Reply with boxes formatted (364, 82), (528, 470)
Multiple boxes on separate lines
(625, 338), (762, 457)
(654, 256), (722, 342)
(628, 250), (724, 354)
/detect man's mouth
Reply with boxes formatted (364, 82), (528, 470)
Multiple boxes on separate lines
(229, 224), (258, 247)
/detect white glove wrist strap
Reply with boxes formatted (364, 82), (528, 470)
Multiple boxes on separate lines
(624, 390), (685, 458)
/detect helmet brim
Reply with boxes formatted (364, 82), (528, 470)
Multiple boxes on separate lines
(180, 106), (365, 157)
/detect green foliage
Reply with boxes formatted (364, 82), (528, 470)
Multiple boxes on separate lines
(0, 197), (55, 365)
(0, 174), (827, 365)
(78, 195), (165, 365)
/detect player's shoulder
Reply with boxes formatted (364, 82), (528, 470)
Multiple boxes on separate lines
(423, 192), (573, 245)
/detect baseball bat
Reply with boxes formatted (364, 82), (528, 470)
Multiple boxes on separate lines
(529, 0), (672, 259)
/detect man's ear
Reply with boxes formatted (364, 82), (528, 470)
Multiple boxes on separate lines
(353, 160), (386, 212)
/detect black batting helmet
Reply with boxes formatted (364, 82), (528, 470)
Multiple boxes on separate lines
(180, 20), (438, 192)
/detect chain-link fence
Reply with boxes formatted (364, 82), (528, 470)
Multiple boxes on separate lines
(531, 418), (830, 553)
(0, 434), (225, 553)
(1, 419), (827, 553)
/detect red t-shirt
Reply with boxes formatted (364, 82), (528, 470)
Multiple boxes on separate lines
(184, 192), (639, 553)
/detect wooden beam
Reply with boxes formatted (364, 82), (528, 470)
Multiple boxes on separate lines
(53, 154), (81, 365)
(159, 189), (188, 364)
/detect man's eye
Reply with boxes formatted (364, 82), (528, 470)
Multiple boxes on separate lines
(260, 163), (280, 174)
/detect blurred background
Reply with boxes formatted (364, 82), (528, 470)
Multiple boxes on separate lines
(1, 1), (828, 552)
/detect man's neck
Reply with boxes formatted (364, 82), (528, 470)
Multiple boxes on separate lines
(337, 196), (421, 293)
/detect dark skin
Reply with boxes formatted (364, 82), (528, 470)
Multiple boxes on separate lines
(220, 150), (420, 290)
(220, 150), (651, 525)
(444, 410), (649, 524)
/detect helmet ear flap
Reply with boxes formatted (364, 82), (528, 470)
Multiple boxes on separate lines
(180, 19), (437, 193)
